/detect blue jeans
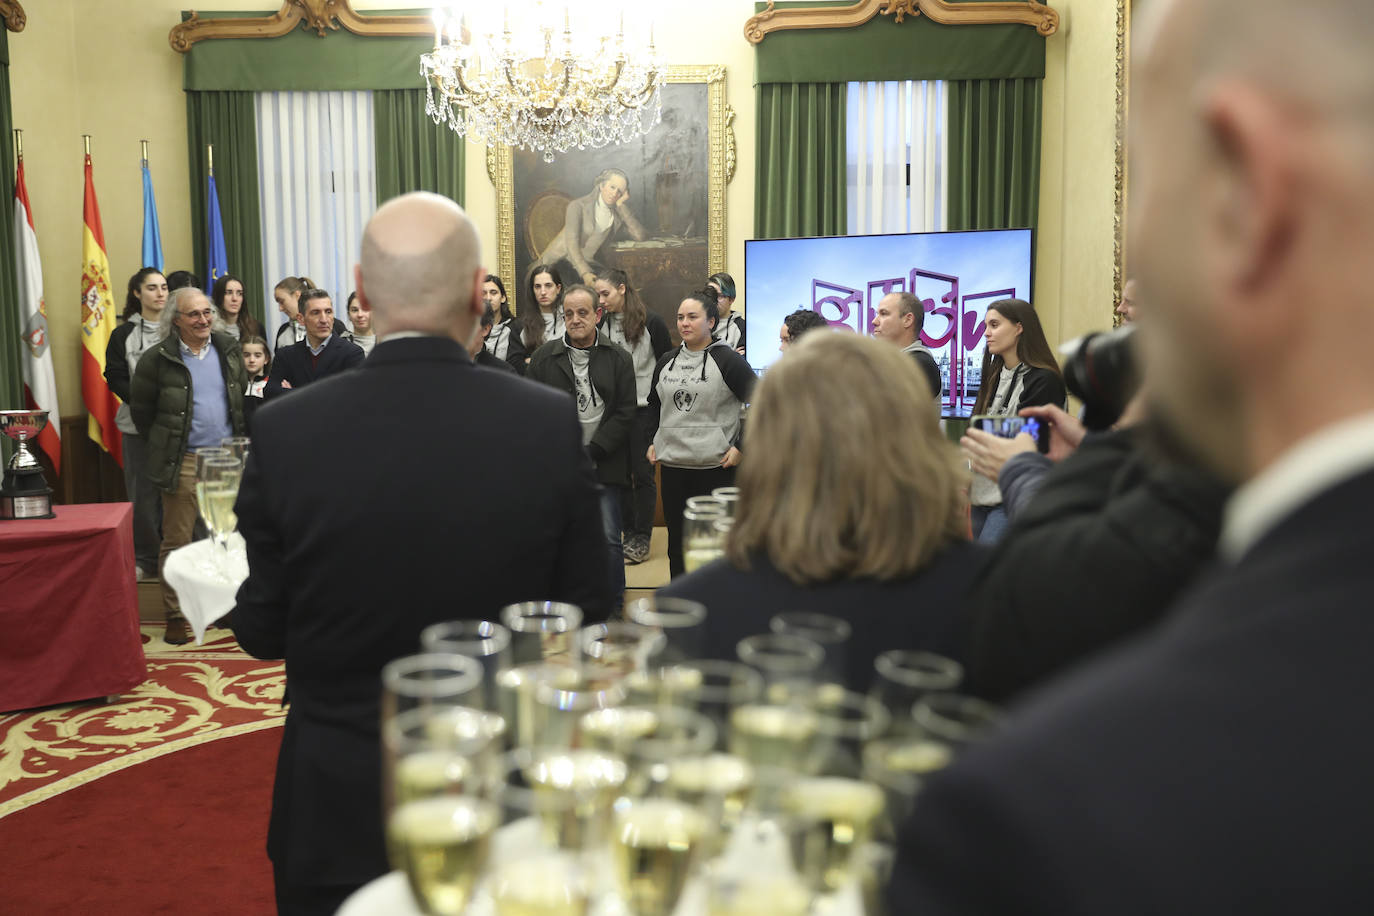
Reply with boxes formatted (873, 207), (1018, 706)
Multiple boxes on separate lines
(600, 485), (626, 606)
(971, 505), (1010, 544)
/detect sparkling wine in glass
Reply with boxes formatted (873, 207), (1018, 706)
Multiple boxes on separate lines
(387, 793), (499, 916)
(611, 797), (709, 916)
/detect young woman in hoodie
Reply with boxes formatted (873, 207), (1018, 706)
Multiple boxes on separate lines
(105, 267), (168, 580)
(647, 289), (757, 577)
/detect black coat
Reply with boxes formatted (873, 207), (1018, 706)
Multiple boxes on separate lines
(526, 333), (637, 487)
(891, 468), (1374, 915)
(475, 346), (518, 374)
(964, 429), (1230, 702)
(231, 335), (612, 891)
(265, 334), (365, 398)
(659, 543), (987, 691)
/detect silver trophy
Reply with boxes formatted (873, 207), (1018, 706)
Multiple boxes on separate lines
(1, 409), (54, 519)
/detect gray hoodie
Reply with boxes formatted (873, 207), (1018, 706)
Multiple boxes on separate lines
(647, 339), (757, 468)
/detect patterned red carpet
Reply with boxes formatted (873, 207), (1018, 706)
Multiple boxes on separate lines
(0, 624), (285, 817)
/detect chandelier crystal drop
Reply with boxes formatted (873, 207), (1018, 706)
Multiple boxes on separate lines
(421, 1), (664, 162)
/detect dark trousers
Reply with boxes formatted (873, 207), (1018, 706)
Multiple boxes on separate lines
(272, 862), (357, 916)
(660, 464), (737, 578)
(121, 432), (162, 570)
(622, 406), (658, 538)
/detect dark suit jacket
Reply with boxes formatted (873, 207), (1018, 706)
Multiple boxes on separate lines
(891, 467), (1374, 914)
(659, 542), (987, 691)
(265, 334), (365, 398)
(231, 336), (611, 891)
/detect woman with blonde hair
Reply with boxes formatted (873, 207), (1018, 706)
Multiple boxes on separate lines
(660, 331), (984, 688)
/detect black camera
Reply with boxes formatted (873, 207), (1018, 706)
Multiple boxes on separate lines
(1061, 325), (1139, 431)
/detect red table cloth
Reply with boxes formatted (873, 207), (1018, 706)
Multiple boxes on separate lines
(0, 503), (147, 712)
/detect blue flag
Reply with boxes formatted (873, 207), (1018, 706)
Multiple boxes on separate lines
(140, 163), (163, 270)
(205, 172), (229, 294)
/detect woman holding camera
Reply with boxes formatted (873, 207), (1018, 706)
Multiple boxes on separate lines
(968, 298), (1065, 543)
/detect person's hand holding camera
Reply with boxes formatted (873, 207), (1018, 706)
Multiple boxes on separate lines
(961, 430), (1037, 480)
(1018, 404), (1086, 461)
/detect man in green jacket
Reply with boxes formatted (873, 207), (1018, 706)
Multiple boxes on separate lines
(526, 284), (636, 606)
(130, 287), (248, 644)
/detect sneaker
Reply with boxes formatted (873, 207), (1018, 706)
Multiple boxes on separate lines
(624, 534), (651, 565)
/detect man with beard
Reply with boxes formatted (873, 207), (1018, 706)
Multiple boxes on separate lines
(890, 1), (1374, 911)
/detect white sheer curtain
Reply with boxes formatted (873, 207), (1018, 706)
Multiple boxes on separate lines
(255, 91), (376, 343)
(846, 80), (948, 236)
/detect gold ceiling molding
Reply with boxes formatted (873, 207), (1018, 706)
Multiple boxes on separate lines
(744, 0), (1059, 44)
(170, 1), (431, 53)
(1, 1), (27, 33)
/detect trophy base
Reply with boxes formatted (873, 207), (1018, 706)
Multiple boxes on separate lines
(1, 468), (54, 520)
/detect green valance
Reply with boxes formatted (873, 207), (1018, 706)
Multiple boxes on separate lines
(753, 1), (1046, 84)
(182, 9), (433, 91)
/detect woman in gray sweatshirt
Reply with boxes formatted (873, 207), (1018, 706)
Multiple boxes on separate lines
(647, 289), (757, 577)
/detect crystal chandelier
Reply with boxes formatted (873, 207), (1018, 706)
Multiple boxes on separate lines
(421, 2), (664, 162)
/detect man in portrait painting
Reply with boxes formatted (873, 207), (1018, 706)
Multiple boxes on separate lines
(539, 167), (650, 286)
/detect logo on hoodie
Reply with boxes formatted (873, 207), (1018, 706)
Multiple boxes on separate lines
(672, 389), (696, 412)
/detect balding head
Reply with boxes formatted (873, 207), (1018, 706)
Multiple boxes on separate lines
(355, 193), (484, 345)
(1132, 0), (1374, 482)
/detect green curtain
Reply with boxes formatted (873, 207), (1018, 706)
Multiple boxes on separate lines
(947, 78), (1043, 232)
(185, 91), (266, 329)
(373, 89), (465, 206)
(753, 1), (1046, 84)
(0, 31), (22, 422)
(755, 83), (847, 240)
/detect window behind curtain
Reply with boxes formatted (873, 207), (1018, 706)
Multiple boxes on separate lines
(255, 91), (376, 343)
(846, 81), (948, 236)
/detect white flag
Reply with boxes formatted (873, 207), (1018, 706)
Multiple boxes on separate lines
(14, 157), (62, 471)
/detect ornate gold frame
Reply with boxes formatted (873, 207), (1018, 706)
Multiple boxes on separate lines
(486, 65), (736, 302)
(1114, 0), (1130, 324)
(169, 0), (430, 52)
(1, 1), (26, 33)
(744, 0), (1059, 44)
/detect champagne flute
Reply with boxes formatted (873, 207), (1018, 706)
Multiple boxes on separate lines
(500, 601), (584, 665)
(625, 596), (708, 663)
(611, 796), (710, 916)
(578, 621), (665, 682)
(736, 634), (825, 689)
(614, 705), (716, 795)
(665, 751), (754, 858)
(523, 746), (629, 852)
(218, 435), (252, 461)
(769, 612), (852, 688)
(192, 448), (232, 574)
(199, 455), (243, 568)
(495, 661), (583, 750)
(709, 486), (740, 518)
(531, 674), (629, 751)
(633, 659), (762, 740)
(381, 652), (485, 727)
(388, 790), (499, 916)
(383, 706), (500, 815)
(911, 693), (1002, 756)
(870, 650), (963, 735)
(682, 504), (727, 574)
(420, 620), (513, 712)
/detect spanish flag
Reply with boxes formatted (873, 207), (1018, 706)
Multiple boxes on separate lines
(79, 153), (121, 464)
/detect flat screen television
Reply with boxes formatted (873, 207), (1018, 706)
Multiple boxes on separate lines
(743, 228), (1034, 418)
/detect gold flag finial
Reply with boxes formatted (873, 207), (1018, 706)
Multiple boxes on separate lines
(141, 139), (149, 164)
(207, 143), (214, 175)
(83, 134), (91, 157)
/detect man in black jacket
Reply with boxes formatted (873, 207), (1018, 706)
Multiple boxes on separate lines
(872, 290), (942, 400)
(527, 284), (637, 605)
(891, 1), (1374, 912)
(231, 192), (611, 915)
(266, 290), (364, 397)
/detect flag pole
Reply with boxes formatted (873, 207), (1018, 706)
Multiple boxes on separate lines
(207, 143), (214, 176)
(13, 128), (20, 165)
(141, 139), (149, 167)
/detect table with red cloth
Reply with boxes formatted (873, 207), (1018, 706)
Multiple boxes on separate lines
(0, 503), (147, 712)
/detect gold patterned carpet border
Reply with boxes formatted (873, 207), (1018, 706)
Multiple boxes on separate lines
(0, 625), (285, 819)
